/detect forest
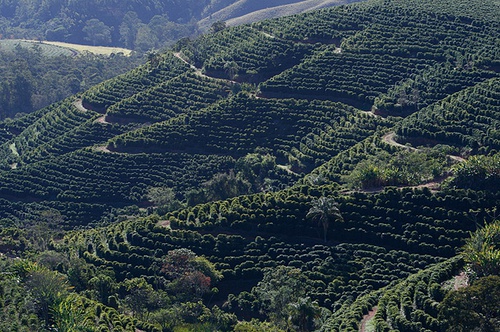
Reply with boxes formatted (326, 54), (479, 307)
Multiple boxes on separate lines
(0, 0), (356, 121)
(0, 0), (357, 50)
(0, 0), (499, 330)
(0, 40), (143, 120)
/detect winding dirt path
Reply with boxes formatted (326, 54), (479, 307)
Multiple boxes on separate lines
(360, 306), (377, 332)
(173, 52), (208, 78)
(95, 115), (110, 124)
(382, 132), (417, 151)
(73, 98), (88, 113)
(94, 145), (114, 153)
(173, 51), (238, 84)
(382, 132), (466, 163)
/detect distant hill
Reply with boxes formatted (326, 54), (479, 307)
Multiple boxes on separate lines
(198, 0), (362, 30)
(0, 0), (363, 51)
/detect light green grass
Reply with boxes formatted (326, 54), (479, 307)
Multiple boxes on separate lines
(0, 39), (132, 57)
(41, 41), (132, 56)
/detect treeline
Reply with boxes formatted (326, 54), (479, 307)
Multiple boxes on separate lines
(0, 0), (215, 50)
(0, 43), (142, 120)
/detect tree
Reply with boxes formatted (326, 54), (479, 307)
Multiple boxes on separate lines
(210, 21), (227, 33)
(146, 186), (183, 213)
(161, 249), (222, 300)
(202, 170), (251, 202)
(288, 297), (321, 332)
(439, 275), (500, 332)
(306, 196), (343, 242)
(119, 11), (141, 49)
(252, 266), (309, 329)
(83, 19), (112, 46)
(145, 50), (161, 68)
(461, 220), (500, 281)
(14, 261), (72, 327)
(88, 272), (116, 306)
(135, 25), (158, 52)
(235, 152), (277, 192)
(52, 293), (92, 332)
(123, 277), (168, 320)
(224, 60), (239, 80)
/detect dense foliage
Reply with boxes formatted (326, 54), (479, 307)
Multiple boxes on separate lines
(0, 0), (499, 330)
(0, 42), (141, 120)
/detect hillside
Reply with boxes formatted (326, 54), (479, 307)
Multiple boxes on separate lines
(0, 0), (362, 51)
(0, 0), (499, 330)
(198, 0), (360, 30)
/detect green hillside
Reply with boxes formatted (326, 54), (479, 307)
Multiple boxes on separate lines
(0, 0), (499, 330)
(0, 0), (361, 50)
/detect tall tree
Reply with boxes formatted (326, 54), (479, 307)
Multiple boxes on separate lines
(83, 19), (112, 46)
(252, 266), (309, 329)
(306, 196), (343, 242)
(288, 297), (321, 332)
(461, 220), (500, 280)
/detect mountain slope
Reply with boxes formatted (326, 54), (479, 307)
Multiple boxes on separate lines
(0, 0), (499, 330)
(198, 0), (361, 30)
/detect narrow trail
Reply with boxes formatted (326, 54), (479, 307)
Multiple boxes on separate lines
(73, 98), (87, 113)
(360, 110), (379, 117)
(382, 132), (417, 151)
(173, 51), (238, 84)
(94, 145), (114, 154)
(277, 164), (300, 176)
(382, 131), (466, 163)
(173, 52), (210, 80)
(360, 306), (377, 332)
(95, 115), (110, 124)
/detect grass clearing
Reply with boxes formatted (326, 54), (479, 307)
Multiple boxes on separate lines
(41, 41), (133, 56)
(0, 39), (133, 57)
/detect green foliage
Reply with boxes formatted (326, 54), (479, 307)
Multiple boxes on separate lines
(447, 153), (500, 191)
(461, 220), (500, 280)
(147, 186), (185, 214)
(0, 0), (500, 330)
(346, 148), (449, 189)
(354, 257), (463, 332)
(162, 248), (222, 300)
(306, 196), (343, 242)
(234, 319), (284, 332)
(439, 275), (500, 332)
(52, 293), (94, 332)
(252, 266), (310, 329)
(0, 44), (140, 120)
(12, 260), (72, 327)
(398, 78), (500, 154)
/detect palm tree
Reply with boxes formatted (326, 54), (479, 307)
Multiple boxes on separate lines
(306, 196), (343, 242)
(288, 297), (320, 332)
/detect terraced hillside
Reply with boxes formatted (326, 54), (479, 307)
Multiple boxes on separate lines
(0, 0), (499, 330)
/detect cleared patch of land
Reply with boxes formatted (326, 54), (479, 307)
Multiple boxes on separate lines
(40, 41), (133, 56)
(0, 39), (132, 56)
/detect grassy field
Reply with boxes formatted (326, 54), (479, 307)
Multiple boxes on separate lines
(0, 39), (132, 56)
(41, 40), (133, 56)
